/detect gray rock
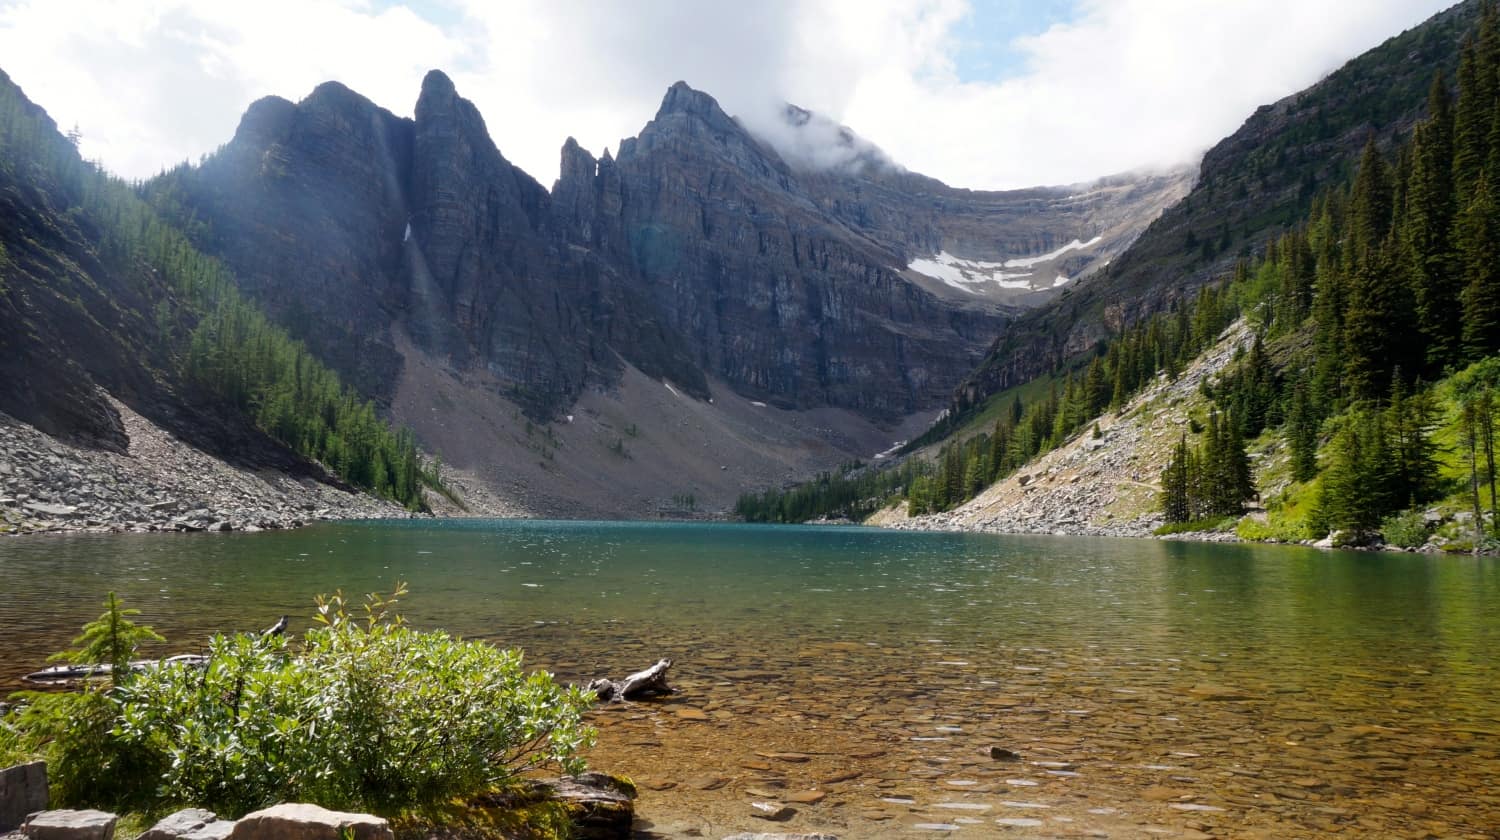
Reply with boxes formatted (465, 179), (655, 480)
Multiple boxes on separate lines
(21, 502), (76, 517)
(181, 822), (233, 840)
(749, 802), (795, 821)
(0, 762), (47, 832)
(22, 810), (116, 840)
(226, 804), (390, 840)
(532, 773), (635, 840)
(137, 809), (217, 840)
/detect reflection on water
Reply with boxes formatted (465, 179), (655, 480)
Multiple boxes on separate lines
(2, 521), (1497, 837)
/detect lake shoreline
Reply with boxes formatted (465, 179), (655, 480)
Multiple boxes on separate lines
(0, 404), (413, 537)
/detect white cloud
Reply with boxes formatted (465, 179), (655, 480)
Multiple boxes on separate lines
(0, 0), (1456, 189)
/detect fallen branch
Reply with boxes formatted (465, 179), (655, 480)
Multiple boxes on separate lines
(23, 616), (285, 685)
(23, 654), (208, 684)
(587, 658), (673, 702)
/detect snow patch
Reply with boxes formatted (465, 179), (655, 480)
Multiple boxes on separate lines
(664, 382), (680, 397)
(751, 401), (767, 408)
(403, 222), (412, 243)
(908, 252), (1035, 293)
(1001, 235), (1103, 269)
(906, 237), (1100, 293)
(874, 440), (907, 460)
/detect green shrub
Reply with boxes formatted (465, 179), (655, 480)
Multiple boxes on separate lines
(50, 592), (165, 682)
(1234, 517), (1277, 541)
(13, 587), (595, 818)
(1154, 515), (1237, 535)
(1380, 509), (1431, 549)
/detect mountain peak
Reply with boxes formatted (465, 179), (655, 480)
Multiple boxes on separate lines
(231, 95), (296, 147)
(656, 81), (724, 121)
(421, 69), (456, 98)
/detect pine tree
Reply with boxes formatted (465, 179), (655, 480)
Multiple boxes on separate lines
(1348, 140), (1394, 268)
(1224, 415), (1255, 509)
(1317, 419), (1379, 538)
(1453, 41), (1489, 206)
(1455, 173), (1500, 359)
(1287, 376), (1321, 483)
(1385, 373), (1444, 508)
(1160, 434), (1191, 524)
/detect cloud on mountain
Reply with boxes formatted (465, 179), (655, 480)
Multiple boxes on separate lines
(0, 0), (1453, 189)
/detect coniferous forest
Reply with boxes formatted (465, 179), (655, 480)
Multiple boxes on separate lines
(742, 7), (1500, 548)
(0, 76), (430, 510)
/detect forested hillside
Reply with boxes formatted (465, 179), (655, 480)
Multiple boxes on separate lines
(936, 0), (1481, 434)
(0, 70), (429, 509)
(742, 1), (1500, 551)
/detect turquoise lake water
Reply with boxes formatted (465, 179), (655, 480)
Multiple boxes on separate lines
(2, 520), (1497, 837)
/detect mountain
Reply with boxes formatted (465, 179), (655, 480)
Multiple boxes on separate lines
(0, 68), (435, 533)
(939, 0), (1479, 423)
(0, 68), (304, 470)
(148, 75), (1186, 423)
(111, 73), (1181, 515)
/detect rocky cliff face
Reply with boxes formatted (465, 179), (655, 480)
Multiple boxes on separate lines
(943, 0), (1477, 420)
(153, 74), (1182, 425)
(553, 82), (1013, 417)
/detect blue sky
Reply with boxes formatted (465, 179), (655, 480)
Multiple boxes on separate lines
(952, 0), (1080, 81)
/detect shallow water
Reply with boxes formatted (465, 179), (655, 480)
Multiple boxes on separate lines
(2, 520), (1498, 837)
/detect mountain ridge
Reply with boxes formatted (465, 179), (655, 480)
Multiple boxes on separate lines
(146, 72), (1185, 428)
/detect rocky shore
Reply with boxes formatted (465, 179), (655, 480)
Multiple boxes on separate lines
(0, 400), (409, 536)
(882, 323), (1255, 541)
(877, 319), (1494, 556)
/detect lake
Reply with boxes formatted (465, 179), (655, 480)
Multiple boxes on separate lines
(2, 520), (1497, 837)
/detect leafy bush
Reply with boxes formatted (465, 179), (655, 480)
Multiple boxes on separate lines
(1234, 517), (1277, 541)
(1380, 509), (1432, 549)
(1154, 515), (1238, 536)
(1236, 508), (1312, 542)
(11, 587), (595, 818)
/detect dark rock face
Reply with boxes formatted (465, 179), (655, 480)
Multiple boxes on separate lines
(569, 82), (1008, 417)
(152, 74), (1178, 423)
(155, 82), (414, 405)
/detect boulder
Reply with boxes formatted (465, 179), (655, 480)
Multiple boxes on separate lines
(137, 809), (218, 840)
(533, 773), (635, 840)
(22, 809), (116, 840)
(0, 761), (48, 832)
(182, 822), (234, 840)
(227, 804), (391, 840)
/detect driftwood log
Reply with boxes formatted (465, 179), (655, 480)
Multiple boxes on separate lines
(23, 616), (286, 685)
(587, 658), (673, 702)
(23, 653), (208, 684)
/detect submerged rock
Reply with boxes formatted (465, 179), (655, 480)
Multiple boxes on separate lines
(749, 802), (795, 822)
